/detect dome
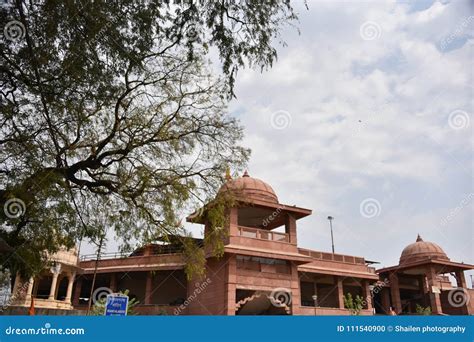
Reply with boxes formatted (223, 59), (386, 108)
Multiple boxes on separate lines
(49, 246), (79, 267)
(399, 235), (449, 264)
(219, 171), (279, 204)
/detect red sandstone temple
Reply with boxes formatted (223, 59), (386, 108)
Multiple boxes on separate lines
(9, 172), (474, 315)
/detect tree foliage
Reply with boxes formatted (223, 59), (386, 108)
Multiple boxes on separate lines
(343, 293), (365, 316)
(0, 0), (299, 279)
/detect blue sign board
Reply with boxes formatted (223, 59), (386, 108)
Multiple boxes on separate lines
(104, 294), (128, 316)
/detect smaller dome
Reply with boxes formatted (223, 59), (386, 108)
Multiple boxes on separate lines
(218, 171), (278, 203)
(49, 247), (79, 267)
(399, 235), (449, 264)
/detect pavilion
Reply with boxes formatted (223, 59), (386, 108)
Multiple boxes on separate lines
(376, 235), (473, 315)
(6, 172), (473, 316)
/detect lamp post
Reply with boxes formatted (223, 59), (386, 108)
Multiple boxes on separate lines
(312, 294), (318, 307)
(327, 216), (335, 254)
(368, 285), (375, 314)
(312, 294), (318, 315)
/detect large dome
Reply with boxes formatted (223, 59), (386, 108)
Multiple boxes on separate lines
(399, 235), (449, 264)
(219, 171), (278, 204)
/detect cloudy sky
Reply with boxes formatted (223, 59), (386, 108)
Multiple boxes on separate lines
(221, 0), (473, 282)
(83, 0), (473, 285)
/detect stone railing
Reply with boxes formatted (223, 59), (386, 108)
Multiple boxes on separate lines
(299, 248), (366, 265)
(237, 226), (289, 243)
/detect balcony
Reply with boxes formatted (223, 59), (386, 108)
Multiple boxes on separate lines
(237, 226), (289, 243)
(299, 248), (368, 265)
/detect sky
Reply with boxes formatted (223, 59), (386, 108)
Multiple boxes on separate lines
(220, 0), (473, 282)
(83, 0), (473, 285)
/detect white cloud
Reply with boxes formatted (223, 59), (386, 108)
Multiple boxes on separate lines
(80, 1), (473, 285)
(229, 0), (473, 281)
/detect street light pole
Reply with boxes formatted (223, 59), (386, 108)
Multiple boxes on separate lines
(327, 216), (335, 254)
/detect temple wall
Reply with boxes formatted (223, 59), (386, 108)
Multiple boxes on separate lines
(185, 257), (228, 315)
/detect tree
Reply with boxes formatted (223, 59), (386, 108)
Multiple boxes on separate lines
(343, 293), (365, 315)
(0, 0), (299, 281)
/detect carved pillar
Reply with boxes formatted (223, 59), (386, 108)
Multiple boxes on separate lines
(48, 273), (59, 300)
(455, 271), (467, 288)
(313, 282), (318, 307)
(290, 262), (301, 315)
(380, 288), (391, 314)
(72, 277), (82, 306)
(228, 207), (239, 237)
(109, 273), (117, 292)
(427, 266), (442, 314)
(336, 276), (344, 309)
(145, 271), (153, 305)
(225, 254), (236, 315)
(454, 270), (469, 314)
(362, 280), (373, 311)
(389, 273), (402, 314)
(65, 273), (76, 304)
(12, 272), (21, 295)
(25, 277), (34, 301)
(285, 213), (297, 245)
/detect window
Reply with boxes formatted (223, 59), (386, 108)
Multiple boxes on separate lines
(236, 256), (290, 274)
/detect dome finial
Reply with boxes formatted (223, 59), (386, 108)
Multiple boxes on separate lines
(243, 170), (249, 177)
(416, 234), (423, 242)
(225, 167), (232, 181)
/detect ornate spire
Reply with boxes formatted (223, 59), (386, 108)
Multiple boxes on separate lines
(243, 170), (249, 177)
(416, 234), (423, 242)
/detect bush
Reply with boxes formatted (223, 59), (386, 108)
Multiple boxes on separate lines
(415, 304), (432, 315)
(343, 293), (365, 315)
